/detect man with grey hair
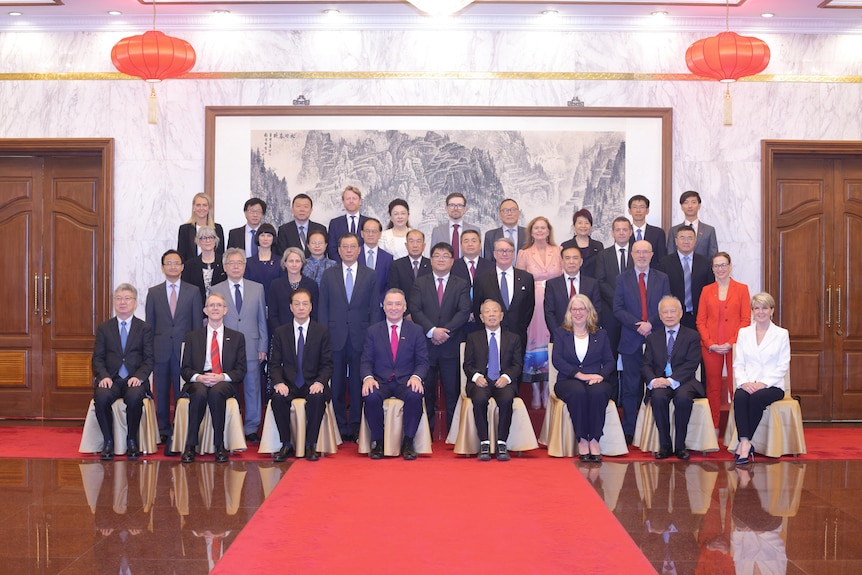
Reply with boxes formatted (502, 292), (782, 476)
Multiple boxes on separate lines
(92, 283), (154, 460)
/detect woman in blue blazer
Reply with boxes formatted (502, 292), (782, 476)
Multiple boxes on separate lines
(552, 294), (615, 462)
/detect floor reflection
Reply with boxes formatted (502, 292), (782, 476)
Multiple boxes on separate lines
(0, 459), (291, 574)
(580, 459), (862, 574)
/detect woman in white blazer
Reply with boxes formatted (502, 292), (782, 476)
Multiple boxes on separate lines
(732, 292), (790, 464)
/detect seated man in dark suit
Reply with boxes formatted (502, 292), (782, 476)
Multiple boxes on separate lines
(92, 283), (155, 460)
(361, 289), (430, 460)
(180, 292), (247, 463)
(544, 245), (601, 341)
(642, 296), (704, 460)
(463, 299), (523, 462)
(268, 288), (333, 462)
(276, 193), (327, 258)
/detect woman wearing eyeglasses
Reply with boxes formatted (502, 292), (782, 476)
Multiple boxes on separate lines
(696, 251), (751, 433)
(181, 225), (228, 303)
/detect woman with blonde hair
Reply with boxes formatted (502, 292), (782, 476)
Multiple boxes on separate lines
(177, 192), (225, 262)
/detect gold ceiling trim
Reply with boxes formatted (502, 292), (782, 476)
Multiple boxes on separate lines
(1, 71), (861, 83)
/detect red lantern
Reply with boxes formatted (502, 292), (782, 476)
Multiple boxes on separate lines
(685, 31), (770, 83)
(111, 30), (196, 82)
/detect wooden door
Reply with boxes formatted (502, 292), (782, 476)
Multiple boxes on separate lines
(764, 141), (862, 420)
(0, 141), (112, 418)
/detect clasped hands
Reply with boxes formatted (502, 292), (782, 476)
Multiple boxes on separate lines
(475, 375), (508, 388)
(362, 375), (423, 396)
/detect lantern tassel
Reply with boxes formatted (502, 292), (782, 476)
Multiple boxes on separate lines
(148, 86), (158, 124)
(723, 87), (732, 126)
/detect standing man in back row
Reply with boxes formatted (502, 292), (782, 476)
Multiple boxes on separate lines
(666, 190), (718, 259)
(276, 193), (327, 258)
(328, 185), (369, 263)
(430, 192), (480, 260)
(627, 194), (666, 267)
(484, 198), (526, 265)
(227, 198), (267, 258)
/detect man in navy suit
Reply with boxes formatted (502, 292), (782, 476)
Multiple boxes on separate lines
(359, 217), (393, 313)
(319, 232), (379, 440)
(614, 240), (671, 440)
(483, 198), (527, 265)
(268, 289), (333, 462)
(180, 292), (247, 463)
(627, 194), (667, 267)
(666, 190), (719, 258)
(472, 237), (535, 352)
(227, 198), (267, 258)
(92, 284), (155, 460)
(327, 185), (369, 263)
(658, 226), (714, 330)
(642, 296), (704, 460)
(145, 249), (203, 442)
(451, 229), (493, 334)
(361, 289), (429, 460)
(388, 229), (431, 320)
(463, 299), (523, 461)
(544, 245), (601, 341)
(409, 242), (472, 434)
(276, 193), (327, 258)
(596, 216), (633, 357)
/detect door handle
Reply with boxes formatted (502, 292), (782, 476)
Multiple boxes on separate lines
(826, 285), (832, 328)
(43, 274), (50, 321)
(836, 286), (842, 333)
(34, 274), (40, 315)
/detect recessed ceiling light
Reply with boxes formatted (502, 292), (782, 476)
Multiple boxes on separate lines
(761, 13), (775, 18)
(8, 12), (22, 17)
(212, 10), (231, 15)
(323, 9), (340, 16)
(541, 10), (559, 17)
(651, 11), (668, 18)
(107, 11), (122, 16)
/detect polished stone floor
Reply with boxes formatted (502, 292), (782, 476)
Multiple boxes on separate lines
(1, 456), (861, 574)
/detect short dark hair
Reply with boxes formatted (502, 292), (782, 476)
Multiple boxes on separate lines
(308, 229), (327, 243)
(256, 223), (278, 245)
(161, 249), (182, 265)
(290, 288), (312, 304)
(561, 245), (583, 258)
(612, 216), (632, 229)
(430, 242), (454, 258)
(573, 209), (593, 226)
(244, 197), (267, 213)
(338, 232), (360, 247)
(674, 224), (696, 239)
(445, 192), (466, 205)
(460, 229), (481, 242)
(679, 190), (701, 204)
(292, 193), (313, 207)
(628, 195), (650, 208)
(363, 217), (383, 232)
(499, 198), (519, 209)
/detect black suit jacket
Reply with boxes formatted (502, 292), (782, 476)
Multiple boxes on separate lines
(145, 281), (203, 360)
(227, 226), (253, 251)
(268, 320), (333, 389)
(92, 316), (155, 384)
(641, 325), (704, 398)
(657, 252), (715, 316)
(483, 226), (527, 264)
(389, 256), (432, 315)
(472, 267), (535, 349)
(177, 222), (225, 263)
(409, 274), (472, 359)
(560, 237), (604, 279)
(181, 255), (227, 303)
(276, 220), (327, 258)
(595, 244), (632, 333)
(180, 327), (247, 387)
(543, 274), (601, 341)
(463, 329), (523, 386)
(551, 327), (615, 382)
(327, 214), (369, 262)
(629, 224), (668, 267)
(451, 256), (493, 286)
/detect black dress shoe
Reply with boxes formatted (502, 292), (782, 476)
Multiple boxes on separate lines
(100, 440), (114, 461)
(127, 439), (141, 460)
(654, 447), (672, 460)
(478, 442), (492, 461)
(675, 448), (691, 461)
(496, 442), (511, 462)
(215, 446), (229, 463)
(369, 440), (384, 460)
(244, 433), (260, 444)
(159, 434), (169, 444)
(578, 452), (591, 462)
(305, 446), (320, 461)
(624, 434), (634, 446)
(274, 445), (295, 462)
(401, 437), (418, 460)
(181, 446), (196, 463)
(589, 453), (603, 463)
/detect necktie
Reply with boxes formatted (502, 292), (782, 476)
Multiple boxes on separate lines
(390, 324), (399, 361)
(451, 224), (460, 259)
(500, 271), (510, 310)
(665, 329), (676, 377)
(295, 326), (305, 387)
(169, 283), (177, 318)
(211, 330), (222, 374)
(367, 249), (375, 269)
(469, 260), (476, 280)
(487, 332), (500, 380)
(250, 229), (258, 257)
(437, 277), (444, 306)
(412, 259), (419, 279)
(119, 321), (129, 378)
(636, 228), (643, 242)
(569, 276), (577, 299)
(619, 248), (627, 273)
(683, 255), (693, 312)
(506, 228), (517, 262)
(638, 272), (648, 321)
(350, 216), (356, 235)
(234, 283), (243, 313)
(345, 267), (354, 303)
(299, 225), (306, 249)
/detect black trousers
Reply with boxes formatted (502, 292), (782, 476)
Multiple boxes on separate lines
(271, 383), (333, 447)
(649, 382), (700, 452)
(466, 380), (516, 442)
(733, 386), (784, 440)
(185, 380), (235, 448)
(555, 378), (613, 441)
(94, 377), (150, 444)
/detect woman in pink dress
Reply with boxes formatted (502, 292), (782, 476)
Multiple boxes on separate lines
(516, 216), (563, 409)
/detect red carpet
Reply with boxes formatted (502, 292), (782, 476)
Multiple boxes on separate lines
(0, 425), (861, 461)
(214, 454), (654, 575)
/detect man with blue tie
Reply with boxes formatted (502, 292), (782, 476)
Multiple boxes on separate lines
(92, 284), (155, 460)
(327, 185), (369, 263)
(145, 250), (202, 443)
(627, 194), (667, 267)
(268, 289), (333, 462)
(227, 198), (267, 258)
(359, 217), (393, 312)
(642, 296), (704, 460)
(361, 289), (430, 460)
(483, 198), (527, 265)
(463, 299), (523, 461)
(275, 193), (327, 258)
(319, 232), (379, 441)
(658, 226), (714, 330)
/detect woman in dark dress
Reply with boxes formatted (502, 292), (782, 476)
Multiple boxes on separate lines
(181, 225), (227, 302)
(267, 247), (319, 334)
(177, 192), (225, 263)
(560, 209), (604, 279)
(244, 223), (284, 295)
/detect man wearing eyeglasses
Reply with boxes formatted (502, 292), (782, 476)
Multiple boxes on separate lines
(472, 237), (535, 352)
(145, 250), (203, 443)
(409, 242), (471, 434)
(227, 198), (267, 258)
(430, 192), (481, 259)
(483, 198), (527, 265)
(92, 284), (154, 460)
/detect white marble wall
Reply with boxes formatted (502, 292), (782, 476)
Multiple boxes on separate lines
(3, 27), (861, 311)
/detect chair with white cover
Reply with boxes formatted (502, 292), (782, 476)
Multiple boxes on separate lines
(258, 398), (342, 457)
(723, 348), (805, 458)
(446, 343), (538, 455)
(169, 396), (247, 455)
(357, 399), (433, 457)
(79, 396), (159, 456)
(538, 343), (628, 457)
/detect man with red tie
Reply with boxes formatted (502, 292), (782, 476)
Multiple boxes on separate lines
(360, 289), (430, 460)
(451, 229), (493, 336)
(429, 192), (481, 259)
(180, 291), (247, 463)
(543, 245), (602, 341)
